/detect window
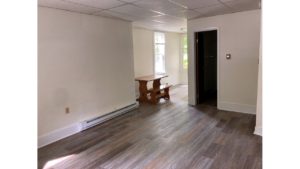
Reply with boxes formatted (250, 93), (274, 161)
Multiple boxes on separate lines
(182, 35), (188, 69)
(154, 32), (165, 74)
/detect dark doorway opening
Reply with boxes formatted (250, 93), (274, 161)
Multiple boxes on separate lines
(195, 30), (217, 106)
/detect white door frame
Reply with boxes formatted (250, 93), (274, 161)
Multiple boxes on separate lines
(190, 27), (220, 108)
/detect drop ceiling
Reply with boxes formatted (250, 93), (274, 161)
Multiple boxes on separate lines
(38, 0), (261, 33)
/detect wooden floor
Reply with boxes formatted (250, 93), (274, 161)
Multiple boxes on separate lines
(38, 85), (262, 169)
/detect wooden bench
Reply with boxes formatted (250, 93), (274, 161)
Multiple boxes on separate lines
(148, 84), (172, 104)
(135, 74), (172, 104)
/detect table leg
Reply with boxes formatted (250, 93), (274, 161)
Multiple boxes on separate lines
(164, 87), (170, 100)
(138, 81), (148, 102)
(153, 79), (161, 89)
(150, 79), (161, 104)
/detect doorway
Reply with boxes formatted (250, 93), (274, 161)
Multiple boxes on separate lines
(195, 30), (217, 106)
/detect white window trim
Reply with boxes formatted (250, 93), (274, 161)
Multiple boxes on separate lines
(154, 32), (166, 74)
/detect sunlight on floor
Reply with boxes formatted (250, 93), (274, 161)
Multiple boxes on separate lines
(43, 154), (75, 169)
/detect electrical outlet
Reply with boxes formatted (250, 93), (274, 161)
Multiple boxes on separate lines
(65, 107), (70, 114)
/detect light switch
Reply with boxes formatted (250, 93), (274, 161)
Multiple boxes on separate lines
(226, 54), (231, 60)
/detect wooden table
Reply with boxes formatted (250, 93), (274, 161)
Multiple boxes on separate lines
(135, 74), (172, 104)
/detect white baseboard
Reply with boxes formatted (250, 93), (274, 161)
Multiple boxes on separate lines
(38, 123), (82, 148)
(218, 101), (256, 114)
(38, 102), (138, 148)
(254, 126), (262, 136)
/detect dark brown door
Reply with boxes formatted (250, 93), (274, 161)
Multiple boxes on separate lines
(195, 30), (217, 104)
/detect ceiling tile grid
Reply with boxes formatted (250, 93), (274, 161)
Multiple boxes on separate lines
(221, 0), (261, 12)
(93, 10), (142, 21)
(39, 0), (101, 14)
(109, 4), (162, 18)
(194, 3), (232, 17)
(134, 0), (186, 15)
(119, 0), (140, 3)
(63, 0), (125, 9)
(170, 0), (221, 9)
(38, 0), (261, 33)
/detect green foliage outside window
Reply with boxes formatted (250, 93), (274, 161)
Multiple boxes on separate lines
(182, 35), (188, 69)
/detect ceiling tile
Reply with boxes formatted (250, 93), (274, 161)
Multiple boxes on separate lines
(151, 15), (186, 24)
(93, 10), (143, 21)
(185, 9), (203, 19)
(194, 4), (232, 17)
(110, 4), (161, 18)
(39, 0), (261, 33)
(119, 0), (140, 3)
(133, 14), (187, 32)
(63, 0), (125, 9)
(148, 15), (186, 31)
(134, 0), (186, 15)
(222, 0), (261, 12)
(92, 10), (126, 20)
(38, 0), (100, 14)
(162, 9), (202, 19)
(133, 20), (186, 33)
(170, 0), (220, 9)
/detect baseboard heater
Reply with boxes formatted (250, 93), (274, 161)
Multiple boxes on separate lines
(81, 102), (139, 131)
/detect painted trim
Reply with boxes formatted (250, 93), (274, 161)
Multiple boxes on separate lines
(38, 123), (82, 148)
(254, 126), (262, 136)
(218, 101), (256, 114)
(38, 102), (138, 148)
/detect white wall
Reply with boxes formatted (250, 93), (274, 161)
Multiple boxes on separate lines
(255, 27), (262, 136)
(164, 32), (181, 85)
(38, 7), (136, 140)
(132, 27), (181, 91)
(188, 10), (261, 114)
(132, 28), (154, 77)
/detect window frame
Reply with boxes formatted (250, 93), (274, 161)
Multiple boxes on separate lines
(181, 34), (188, 70)
(153, 32), (166, 74)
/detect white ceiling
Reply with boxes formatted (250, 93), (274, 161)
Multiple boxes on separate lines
(38, 0), (261, 33)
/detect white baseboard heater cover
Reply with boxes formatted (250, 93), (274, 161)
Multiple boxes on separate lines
(81, 102), (138, 130)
